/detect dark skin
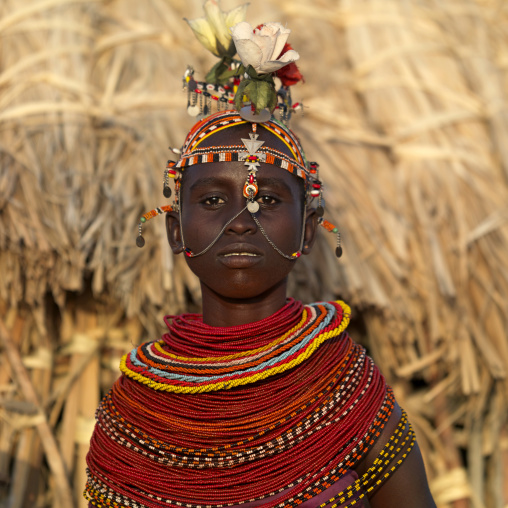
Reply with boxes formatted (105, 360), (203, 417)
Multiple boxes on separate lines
(167, 161), (315, 326)
(166, 125), (436, 508)
(166, 123), (316, 327)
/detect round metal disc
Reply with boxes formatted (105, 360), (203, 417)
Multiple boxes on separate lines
(187, 105), (200, 117)
(247, 201), (260, 213)
(239, 106), (271, 123)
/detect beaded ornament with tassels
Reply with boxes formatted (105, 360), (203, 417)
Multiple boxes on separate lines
(135, 1), (342, 258)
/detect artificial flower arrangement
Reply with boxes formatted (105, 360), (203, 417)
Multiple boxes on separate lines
(184, 0), (303, 121)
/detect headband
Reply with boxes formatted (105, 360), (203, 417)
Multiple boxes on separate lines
(171, 111), (309, 181)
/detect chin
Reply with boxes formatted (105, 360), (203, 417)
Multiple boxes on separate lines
(200, 275), (289, 303)
(187, 254), (296, 301)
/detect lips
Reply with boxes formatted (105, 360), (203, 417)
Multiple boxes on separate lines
(217, 244), (263, 268)
(223, 252), (259, 257)
(217, 243), (263, 257)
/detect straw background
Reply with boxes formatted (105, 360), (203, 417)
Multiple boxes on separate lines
(0, 0), (507, 507)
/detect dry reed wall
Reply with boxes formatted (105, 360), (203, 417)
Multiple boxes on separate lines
(0, 1), (507, 507)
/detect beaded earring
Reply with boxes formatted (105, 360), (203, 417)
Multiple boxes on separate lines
(306, 160), (342, 258)
(136, 158), (180, 247)
(317, 217), (343, 258)
(136, 205), (174, 248)
(163, 161), (176, 198)
(309, 162), (324, 217)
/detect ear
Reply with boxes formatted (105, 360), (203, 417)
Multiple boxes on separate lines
(302, 207), (318, 255)
(166, 211), (184, 254)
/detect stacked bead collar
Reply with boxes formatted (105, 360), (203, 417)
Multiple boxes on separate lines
(85, 300), (414, 508)
(120, 300), (349, 394)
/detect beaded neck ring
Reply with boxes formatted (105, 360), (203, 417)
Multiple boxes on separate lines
(135, 16), (343, 259)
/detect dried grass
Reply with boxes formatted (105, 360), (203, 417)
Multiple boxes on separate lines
(0, 0), (507, 506)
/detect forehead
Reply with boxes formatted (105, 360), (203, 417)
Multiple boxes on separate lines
(181, 122), (305, 192)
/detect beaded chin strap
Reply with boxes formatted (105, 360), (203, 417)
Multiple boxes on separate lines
(136, 110), (342, 259)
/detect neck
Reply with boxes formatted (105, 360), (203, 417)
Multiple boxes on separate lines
(200, 279), (289, 327)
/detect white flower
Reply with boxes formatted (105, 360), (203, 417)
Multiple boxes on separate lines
(230, 22), (300, 75)
(185, 0), (248, 57)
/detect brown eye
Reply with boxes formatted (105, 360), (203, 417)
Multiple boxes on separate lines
(203, 196), (225, 206)
(257, 195), (278, 206)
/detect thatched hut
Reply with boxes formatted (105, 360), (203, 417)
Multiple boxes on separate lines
(0, 1), (507, 507)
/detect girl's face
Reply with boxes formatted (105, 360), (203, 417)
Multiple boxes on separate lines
(175, 159), (310, 301)
(166, 123), (317, 310)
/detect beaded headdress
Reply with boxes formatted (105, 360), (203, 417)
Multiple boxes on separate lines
(137, 2), (342, 259)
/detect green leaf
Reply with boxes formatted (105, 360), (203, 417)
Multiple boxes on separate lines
(233, 74), (278, 114)
(254, 81), (277, 113)
(205, 56), (239, 85)
(245, 65), (260, 80)
(234, 79), (249, 111)
(236, 63), (246, 76)
(267, 87), (278, 111)
(262, 73), (276, 85)
(257, 81), (271, 112)
(246, 81), (259, 111)
(218, 66), (241, 81)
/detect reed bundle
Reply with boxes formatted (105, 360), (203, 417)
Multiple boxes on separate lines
(0, 0), (507, 507)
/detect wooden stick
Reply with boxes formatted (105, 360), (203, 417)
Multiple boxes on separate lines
(0, 319), (74, 508)
(74, 309), (100, 508)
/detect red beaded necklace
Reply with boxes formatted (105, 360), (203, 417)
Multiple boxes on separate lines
(163, 298), (305, 356)
(85, 301), (393, 508)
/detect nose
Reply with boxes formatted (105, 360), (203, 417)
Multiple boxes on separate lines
(225, 202), (257, 236)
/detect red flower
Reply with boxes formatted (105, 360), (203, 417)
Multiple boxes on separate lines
(275, 43), (304, 86)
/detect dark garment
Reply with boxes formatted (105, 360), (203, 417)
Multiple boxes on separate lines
(235, 470), (366, 507)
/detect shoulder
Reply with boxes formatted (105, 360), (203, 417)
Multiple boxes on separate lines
(355, 400), (437, 508)
(310, 305), (436, 508)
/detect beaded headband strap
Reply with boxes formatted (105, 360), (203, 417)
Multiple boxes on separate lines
(178, 111), (307, 171)
(176, 146), (307, 180)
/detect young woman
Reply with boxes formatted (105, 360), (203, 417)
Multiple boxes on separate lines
(84, 110), (436, 508)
